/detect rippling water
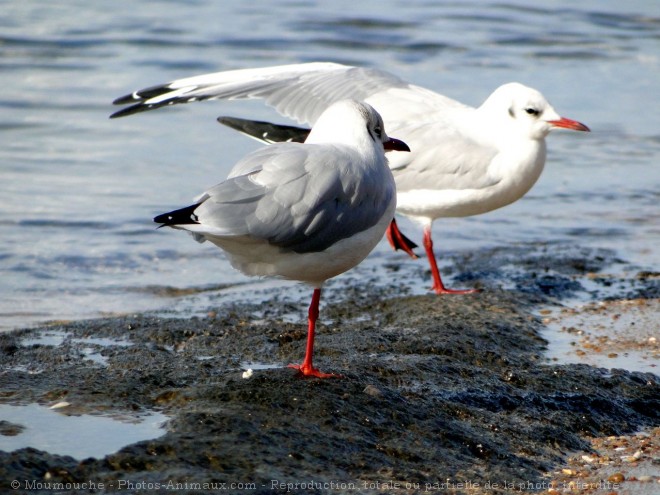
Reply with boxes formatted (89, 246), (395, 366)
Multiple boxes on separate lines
(1, 0), (658, 331)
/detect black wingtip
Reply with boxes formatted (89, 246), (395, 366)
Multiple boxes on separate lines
(113, 83), (174, 105)
(217, 116), (310, 144)
(112, 94), (136, 106)
(110, 83), (178, 118)
(109, 103), (159, 119)
(154, 203), (202, 226)
(109, 105), (140, 119)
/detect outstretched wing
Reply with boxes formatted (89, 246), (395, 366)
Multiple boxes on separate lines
(111, 62), (414, 124)
(117, 62), (498, 199)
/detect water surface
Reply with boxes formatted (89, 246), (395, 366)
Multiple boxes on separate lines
(1, 0), (658, 331)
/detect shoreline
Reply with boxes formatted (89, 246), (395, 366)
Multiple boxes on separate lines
(0, 243), (658, 494)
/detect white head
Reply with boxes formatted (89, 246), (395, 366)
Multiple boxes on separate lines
(305, 99), (410, 152)
(480, 82), (589, 140)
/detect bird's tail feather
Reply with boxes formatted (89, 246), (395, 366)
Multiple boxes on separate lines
(154, 203), (201, 227)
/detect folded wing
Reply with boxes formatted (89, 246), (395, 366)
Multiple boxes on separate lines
(161, 143), (394, 254)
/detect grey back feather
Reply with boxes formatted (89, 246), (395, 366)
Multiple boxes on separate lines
(193, 143), (394, 253)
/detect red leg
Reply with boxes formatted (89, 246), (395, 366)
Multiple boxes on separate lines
(423, 226), (479, 295)
(386, 219), (419, 259)
(288, 288), (340, 378)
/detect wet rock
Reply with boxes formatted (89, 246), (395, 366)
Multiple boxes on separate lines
(0, 420), (25, 437)
(0, 244), (657, 493)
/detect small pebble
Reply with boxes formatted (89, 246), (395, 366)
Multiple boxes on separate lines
(49, 401), (70, 409)
(241, 369), (253, 379)
(363, 384), (383, 397)
(622, 450), (642, 462)
(637, 475), (652, 482)
(608, 473), (625, 483)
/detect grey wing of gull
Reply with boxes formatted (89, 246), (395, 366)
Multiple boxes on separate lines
(195, 144), (394, 253)
(111, 63), (409, 124)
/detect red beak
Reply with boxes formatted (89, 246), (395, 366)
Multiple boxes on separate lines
(383, 137), (411, 152)
(548, 117), (590, 132)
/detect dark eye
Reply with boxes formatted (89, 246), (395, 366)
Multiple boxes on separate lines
(374, 126), (383, 139)
(525, 108), (540, 116)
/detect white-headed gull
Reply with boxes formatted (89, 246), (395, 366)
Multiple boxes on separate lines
(149, 99), (409, 378)
(112, 62), (590, 294)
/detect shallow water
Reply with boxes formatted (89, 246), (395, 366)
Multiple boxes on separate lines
(1, 0), (658, 333)
(0, 403), (166, 460)
(541, 297), (659, 374)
